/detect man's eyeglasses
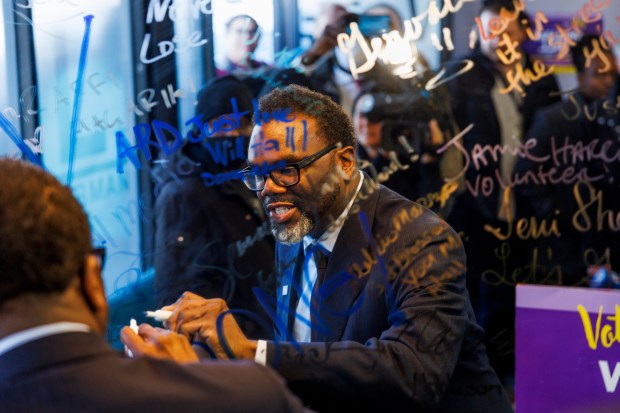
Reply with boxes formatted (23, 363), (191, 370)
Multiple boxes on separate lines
(92, 247), (106, 269)
(79, 247), (106, 278)
(242, 143), (338, 191)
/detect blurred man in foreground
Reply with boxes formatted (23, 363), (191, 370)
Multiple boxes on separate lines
(0, 159), (306, 413)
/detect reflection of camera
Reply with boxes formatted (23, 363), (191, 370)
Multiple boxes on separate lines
(302, 13), (390, 66)
(343, 14), (391, 37)
(357, 86), (454, 157)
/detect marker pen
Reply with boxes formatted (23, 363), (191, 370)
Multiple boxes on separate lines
(144, 309), (173, 322)
(126, 318), (138, 357)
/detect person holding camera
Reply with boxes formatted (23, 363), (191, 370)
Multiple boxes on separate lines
(352, 88), (447, 211)
(298, 8), (400, 117)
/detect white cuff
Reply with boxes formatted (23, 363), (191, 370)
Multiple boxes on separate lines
(254, 339), (267, 366)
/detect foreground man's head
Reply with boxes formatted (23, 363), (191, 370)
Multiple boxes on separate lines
(0, 158), (107, 334)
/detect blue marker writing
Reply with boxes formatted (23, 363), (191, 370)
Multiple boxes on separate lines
(0, 113), (43, 167)
(67, 14), (94, 185)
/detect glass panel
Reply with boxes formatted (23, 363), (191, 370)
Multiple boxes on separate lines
(31, 0), (140, 296)
(173, 1), (207, 126)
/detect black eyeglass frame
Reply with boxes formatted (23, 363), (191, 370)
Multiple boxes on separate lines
(78, 246), (106, 279)
(242, 143), (339, 191)
(92, 246), (106, 269)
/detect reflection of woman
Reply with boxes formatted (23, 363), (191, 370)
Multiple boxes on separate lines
(216, 15), (270, 97)
(217, 15), (266, 74)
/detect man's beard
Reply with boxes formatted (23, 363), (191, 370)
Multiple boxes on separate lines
(272, 211), (313, 245)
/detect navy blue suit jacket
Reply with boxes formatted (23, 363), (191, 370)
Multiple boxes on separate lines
(0, 331), (306, 413)
(265, 177), (512, 413)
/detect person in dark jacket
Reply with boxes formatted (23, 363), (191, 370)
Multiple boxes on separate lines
(153, 75), (276, 339)
(216, 15), (271, 97)
(0, 158), (308, 413)
(445, 0), (561, 391)
(352, 88), (447, 212)
(515, 34), (620, 285)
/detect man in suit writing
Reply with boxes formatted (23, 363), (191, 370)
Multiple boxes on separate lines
(0, 159), (307, 412)
(131, 85), (513, 413)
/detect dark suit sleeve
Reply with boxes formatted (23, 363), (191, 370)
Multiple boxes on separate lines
(188, 361), (315, 413)
(0, 333), (312, 413)
(265, 219), (477, 412)
(117, 357), (313, 413)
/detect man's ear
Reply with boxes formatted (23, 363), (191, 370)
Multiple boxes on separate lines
(335, 146), (357, 179)
(81, 255), (108, 333)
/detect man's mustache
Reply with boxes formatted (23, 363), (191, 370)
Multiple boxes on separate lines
(262, 196), (303, 209)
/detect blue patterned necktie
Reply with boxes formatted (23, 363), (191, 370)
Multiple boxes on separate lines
(310, 245), (329, 341)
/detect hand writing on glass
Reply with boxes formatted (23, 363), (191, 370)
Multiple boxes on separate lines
(120, 323), (199, 364)
(163, 291), (258, 360)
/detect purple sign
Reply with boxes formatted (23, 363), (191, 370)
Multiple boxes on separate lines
(522, 15), (603, 68)
(516, 284), (620, 413)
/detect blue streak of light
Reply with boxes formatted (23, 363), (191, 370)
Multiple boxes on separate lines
(67, 14), (94, 185)
(0, 112), (43, 167)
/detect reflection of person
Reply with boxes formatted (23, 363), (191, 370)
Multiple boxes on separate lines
(141, 86), (512, 413)
(570, 34), (618, 102)
(311, 3), (348, 42)
(515, 34), (619, 284)
(217, 14), (265, 75)
(216, 15), (270, 97)
(271, 3), (347, 70)
(363, 3), (434, 72)
(352, 89), (445, 208)
(446, 0), (560, 390)
(0, 159), (307, 413)
(299, 6), (396, 116)
(154, 76), (275, 339)
(448, 0), (561, 226)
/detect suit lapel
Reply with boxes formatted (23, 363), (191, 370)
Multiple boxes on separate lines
(314, 176), (381, 342)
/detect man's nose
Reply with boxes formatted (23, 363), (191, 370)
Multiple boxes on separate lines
(260, 175), (287, 198)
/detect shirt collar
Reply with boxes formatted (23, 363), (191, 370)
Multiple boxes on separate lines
(0, 322), (92, 357)
(303, 171), (364, 253)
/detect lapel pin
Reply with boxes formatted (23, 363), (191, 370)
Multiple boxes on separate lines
(282, 285), (289, 296)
